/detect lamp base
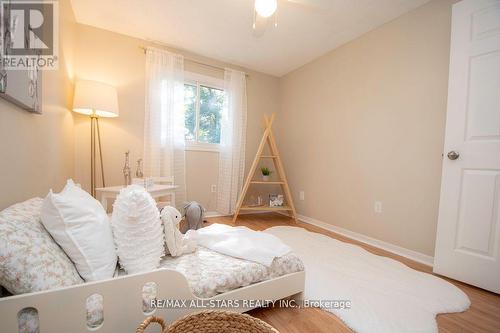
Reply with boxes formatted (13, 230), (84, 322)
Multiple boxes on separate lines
(90, 116), (106, 197)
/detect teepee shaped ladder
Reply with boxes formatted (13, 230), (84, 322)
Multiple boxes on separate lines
(232, 114), (297, 223)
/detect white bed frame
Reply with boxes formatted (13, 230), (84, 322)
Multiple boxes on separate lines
(0, 269), (305, 332)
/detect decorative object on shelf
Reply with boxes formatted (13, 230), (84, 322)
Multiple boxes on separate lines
(73, 80), (119, 197)
(233, 113), (297, 222)
(135, 159), (144, 178)
(269, 194), (284, 207)
(122, 151), (132, 186)
(260, 166), (272, 181)
(248, 195), (264, 207)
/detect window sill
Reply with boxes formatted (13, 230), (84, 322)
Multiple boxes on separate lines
(185, 143), (220, 153)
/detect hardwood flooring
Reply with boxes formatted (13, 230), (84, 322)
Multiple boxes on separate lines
(205, 213), (500, 333)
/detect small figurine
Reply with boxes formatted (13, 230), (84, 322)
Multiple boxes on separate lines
(123, 151), (132, 186)
(135, 158), (144, 178)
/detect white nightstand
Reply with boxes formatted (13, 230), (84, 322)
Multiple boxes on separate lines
(96, 184), (178, 211)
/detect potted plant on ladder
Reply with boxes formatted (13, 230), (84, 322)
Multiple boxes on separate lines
(261, 167), (272, 181)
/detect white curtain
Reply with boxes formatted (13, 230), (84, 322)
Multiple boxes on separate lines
(217, 69), (248, 214)
(143, 47), (186, 208)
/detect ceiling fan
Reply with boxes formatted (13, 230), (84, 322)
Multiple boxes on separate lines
(252, 0), (330, 36)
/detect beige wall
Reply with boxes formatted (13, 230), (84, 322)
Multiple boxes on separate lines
(277, 0), (456, 256)
(1, 0), (456, 257)
(73, 24), (280, 211)
(0, 0), (76, 209)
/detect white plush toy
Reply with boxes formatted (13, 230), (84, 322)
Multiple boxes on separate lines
(161, 206), (197, 257)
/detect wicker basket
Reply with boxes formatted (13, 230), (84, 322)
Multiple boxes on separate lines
(136, 310), (280, 333)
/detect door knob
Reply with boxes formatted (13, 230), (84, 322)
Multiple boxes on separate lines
(447, 151), (460, 160)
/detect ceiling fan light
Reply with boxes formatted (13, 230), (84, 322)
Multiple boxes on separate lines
(255, 0), (277, 18)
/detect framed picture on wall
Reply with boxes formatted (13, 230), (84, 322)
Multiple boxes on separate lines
(0, 0), (43, 113)
(269, 194), (284, 207)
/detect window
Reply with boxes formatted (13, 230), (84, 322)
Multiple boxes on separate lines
(184, 78), (225, 150)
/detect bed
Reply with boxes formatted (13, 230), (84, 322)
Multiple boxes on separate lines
(0, 198), (305, 333)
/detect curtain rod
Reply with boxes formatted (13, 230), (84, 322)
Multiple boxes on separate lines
(139, 46), (249, 77)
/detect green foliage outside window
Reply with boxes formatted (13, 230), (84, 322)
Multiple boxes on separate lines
(184, 83), (224, 145)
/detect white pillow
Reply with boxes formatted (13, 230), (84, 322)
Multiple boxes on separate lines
(111, 185), (165, 274)
(41, 180), (117, 281)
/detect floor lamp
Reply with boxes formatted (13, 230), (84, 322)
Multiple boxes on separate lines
(73, 80), (119, 197)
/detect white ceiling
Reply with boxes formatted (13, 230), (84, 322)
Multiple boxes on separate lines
(70, 0), (431, 77)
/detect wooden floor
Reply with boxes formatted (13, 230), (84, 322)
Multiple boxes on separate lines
(206, 213), (500, 333)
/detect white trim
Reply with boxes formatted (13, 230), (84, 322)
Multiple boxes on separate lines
(184, 71), (224, 89)
(204, 210), (272, 218)
(185, 141), (221, 153)
(295, 213), (434, 267)
(205, 211), (224, 218)
(203, 210), (434, 267)
(183, 71), (224, 151)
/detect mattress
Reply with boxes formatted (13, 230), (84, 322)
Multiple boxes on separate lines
(139, 246), (304, 298)
(18, 247), (304, 333)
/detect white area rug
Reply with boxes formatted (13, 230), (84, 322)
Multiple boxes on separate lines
(265, 226), (470, 333)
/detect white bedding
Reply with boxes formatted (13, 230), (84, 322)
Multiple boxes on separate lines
(193, 223), (292, 266)
(155, 246), (303, 298)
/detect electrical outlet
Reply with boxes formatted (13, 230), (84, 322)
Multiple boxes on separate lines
(374, 201), (383, 214)
(299, 191), (305, 201)
(211, 185), (217, 193)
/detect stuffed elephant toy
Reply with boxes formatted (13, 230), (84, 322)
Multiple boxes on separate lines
(160, 206), (196, 257)
(181, 201), (205, 234)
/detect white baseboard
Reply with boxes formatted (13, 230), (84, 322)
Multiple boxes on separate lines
(204, 210), (271, 218)
(295, 213), (434, 267)
(204, 211), (224, 218)
(204, 210), (433, 267)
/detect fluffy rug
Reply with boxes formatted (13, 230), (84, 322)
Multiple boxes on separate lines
(265, 226), (470, 333)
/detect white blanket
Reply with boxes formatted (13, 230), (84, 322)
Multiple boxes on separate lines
(193, 224), (291, 266)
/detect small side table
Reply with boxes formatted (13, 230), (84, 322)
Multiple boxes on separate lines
(96, 184), (178, 212)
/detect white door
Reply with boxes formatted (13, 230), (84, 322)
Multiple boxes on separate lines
(434, 0), (500, 294)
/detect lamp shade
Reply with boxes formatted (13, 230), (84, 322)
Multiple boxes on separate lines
(73, 80), (119, 117)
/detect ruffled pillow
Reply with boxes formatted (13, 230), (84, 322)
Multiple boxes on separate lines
(111, 185), (165, 274)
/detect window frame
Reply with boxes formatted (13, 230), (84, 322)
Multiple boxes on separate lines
(184, 72), (225, 153)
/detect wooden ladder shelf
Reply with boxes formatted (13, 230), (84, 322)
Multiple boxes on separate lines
(233, 114), (298, 223)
